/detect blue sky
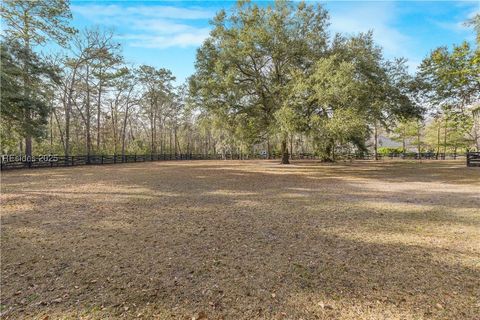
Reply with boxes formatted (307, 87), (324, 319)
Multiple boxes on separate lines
(70, 1), (479, 84)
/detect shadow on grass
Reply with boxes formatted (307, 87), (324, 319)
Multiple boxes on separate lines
(1, 160), (479, 319)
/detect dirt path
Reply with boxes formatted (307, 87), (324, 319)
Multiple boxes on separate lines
(1, 160), (479, 319)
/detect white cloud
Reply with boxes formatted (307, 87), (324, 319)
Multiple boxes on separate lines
(71, 4), (213, 21)
(328, 2), (415, 69)
(329, 2), (409, 53)
(118, 27), (211, 49)
(433, 6), (479, 33)
(72, 4), (214, 49)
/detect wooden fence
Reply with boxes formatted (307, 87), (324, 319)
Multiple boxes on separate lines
(0, 153), (268, 170)
(467, 152), (480, 167)
(0, 152), (475, 171)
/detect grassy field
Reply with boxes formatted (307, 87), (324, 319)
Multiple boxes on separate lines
(1, 160), (479, 319)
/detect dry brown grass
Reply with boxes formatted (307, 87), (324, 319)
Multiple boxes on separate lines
(1, 160), (479, 319)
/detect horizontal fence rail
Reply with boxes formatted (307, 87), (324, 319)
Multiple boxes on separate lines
(0, 153), (251, 170)
(0, 152), (475, 171)
(467, 152), (480, 167)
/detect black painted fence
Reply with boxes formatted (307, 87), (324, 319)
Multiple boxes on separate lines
(467, 152), (480, 167)
(0, 152), (476, 171)
(0, 153), (266, 170)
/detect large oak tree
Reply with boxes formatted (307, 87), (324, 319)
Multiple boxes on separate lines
(190, 0), (329, 163)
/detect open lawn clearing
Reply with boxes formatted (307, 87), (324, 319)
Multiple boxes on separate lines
(1, 160), (479, 319)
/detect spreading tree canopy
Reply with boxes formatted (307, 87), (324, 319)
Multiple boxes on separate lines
(190, 0), (330, 163)
(191, 1), (420, 163)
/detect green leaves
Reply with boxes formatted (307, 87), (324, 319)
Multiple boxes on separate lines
(0, 40), (54, 140)
(1, 0), (76, 47)
(1, 0), (75, 154)
(191, 2), (426, 159)
(418, 41), (479, 111)
(310, 57), (360, 109)
(191, 1), (330, 150)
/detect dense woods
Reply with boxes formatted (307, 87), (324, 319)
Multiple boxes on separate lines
(1, 1), (479, 163)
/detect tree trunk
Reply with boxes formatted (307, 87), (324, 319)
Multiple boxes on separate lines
(119, 85), (134, 156)
(176, 130), (182, 155)
(204, 134), (207, 156)
(22, 76), (32, 156)
(186, 130), (190, 155)
(332, 143), (336, 162)
(65, 90), (71, 158)
(22, 16), (32, 157)
(159, 124), (164, 154)
(121, 103), (129, 157)
(173, 125), (182, 156)
(110, 101), (118, 155)
(443, 116), (448, 156)
(290, 134), (293, 159)
(150, 106), (156, 154)
(96, 72), (103, 152)
(53, 108), (66, 154)
(374, 123), (378, 160)
(25, 136), (32, 157)
(50, 112), (53, 152)
(267, 138), (271, 159)
(473, 112), (480, 151)
(174, 126), (178, 156)
(436, 120), (440, 159)
(281, 136), (289, 164)
(65, 66), (79, 157)
(417, 123), (421, 154)
(207, 132), (210, 155)
(85, 65), (92, 156)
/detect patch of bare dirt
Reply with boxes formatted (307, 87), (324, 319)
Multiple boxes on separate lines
(1, 160), (479, 319)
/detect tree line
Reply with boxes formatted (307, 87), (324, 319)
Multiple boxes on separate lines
(1, 0), (479, 164)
